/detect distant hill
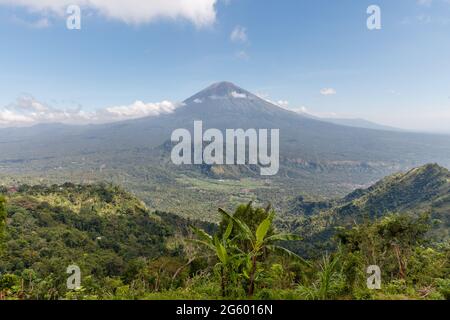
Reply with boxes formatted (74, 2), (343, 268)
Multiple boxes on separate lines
(321, 118), (401, 132)
(336, 163), (450, 219)
(295, 110), (402, 131)
(285, 164), (450, 251)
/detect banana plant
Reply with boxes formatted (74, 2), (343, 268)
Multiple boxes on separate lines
(190, 220), (245, 297)
(218, 206), (310, 297)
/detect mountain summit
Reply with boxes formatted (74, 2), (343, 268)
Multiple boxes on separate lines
(184, 81), (257, 103)
(176, 81), (292, 119)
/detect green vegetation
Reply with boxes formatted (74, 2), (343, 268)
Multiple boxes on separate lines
(0, 164), (448, 300)
(0, 179), (448, 300)
(335, 213), (450, 300)
(0, 183), (213, 299)
(191, 203), (306, 297)
(0, 83), (449, 301)
(283, 164), (450, 255)
(0, 195), (6, 241)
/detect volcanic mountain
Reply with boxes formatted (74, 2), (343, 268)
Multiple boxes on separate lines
(0, 81), (449, 177)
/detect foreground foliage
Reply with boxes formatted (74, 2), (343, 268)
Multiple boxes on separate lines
(0, 183), (448, 300)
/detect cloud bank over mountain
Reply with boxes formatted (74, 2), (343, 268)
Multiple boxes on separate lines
(0, 94), (181, 127)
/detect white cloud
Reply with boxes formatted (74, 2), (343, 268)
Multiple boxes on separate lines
(255, 92), (269, 100)
(230, 91), (247, 99)
(290, 106), (309, 114)
(298, 106), (308, 113)
(417, 14), (432, 24)
(417, 0), (450, 6)
(32, 17), (51, 28)
(388, 89), (400, 95)
(290, 106), (341, 119)
(0, 94), (182, 127)
(104, 100), (180, 118)
(0, 110), (35, 124)
(320, 88), (337, 96)
(0, 0), (218, 27)
(230, 25), (247, 43)
(12, 15), (51, 28)
(276, 100), (289, 107)
(255, 93), (290, 108)
(254, 93), (334, 119)
(206, 91), (248, 100)
(417, 0), (433, 6)
(235, 50), (249, 60)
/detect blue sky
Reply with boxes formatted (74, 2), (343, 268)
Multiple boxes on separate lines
(0, 0), (449, 132)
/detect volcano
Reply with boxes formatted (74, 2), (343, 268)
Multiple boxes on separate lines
(0, 81), (449, 176)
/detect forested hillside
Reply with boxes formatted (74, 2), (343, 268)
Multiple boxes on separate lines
(0, 167), (449, 300)
(0, 183), (213, 299)
(284, 164), (450, 251)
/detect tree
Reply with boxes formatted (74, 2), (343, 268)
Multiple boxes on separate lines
(219, 205), (309, 296)
(0, 196), (6, 241)
(337, 213), (431, 280)
(190, 203), (309, 297)
(190, 219), (245, 297)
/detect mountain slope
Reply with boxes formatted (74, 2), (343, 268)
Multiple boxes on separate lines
(286, 164), (450, 246)
(0, 183), (218, 298)
(337, 163), (450, 218)
(321, 117), (401, 131)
